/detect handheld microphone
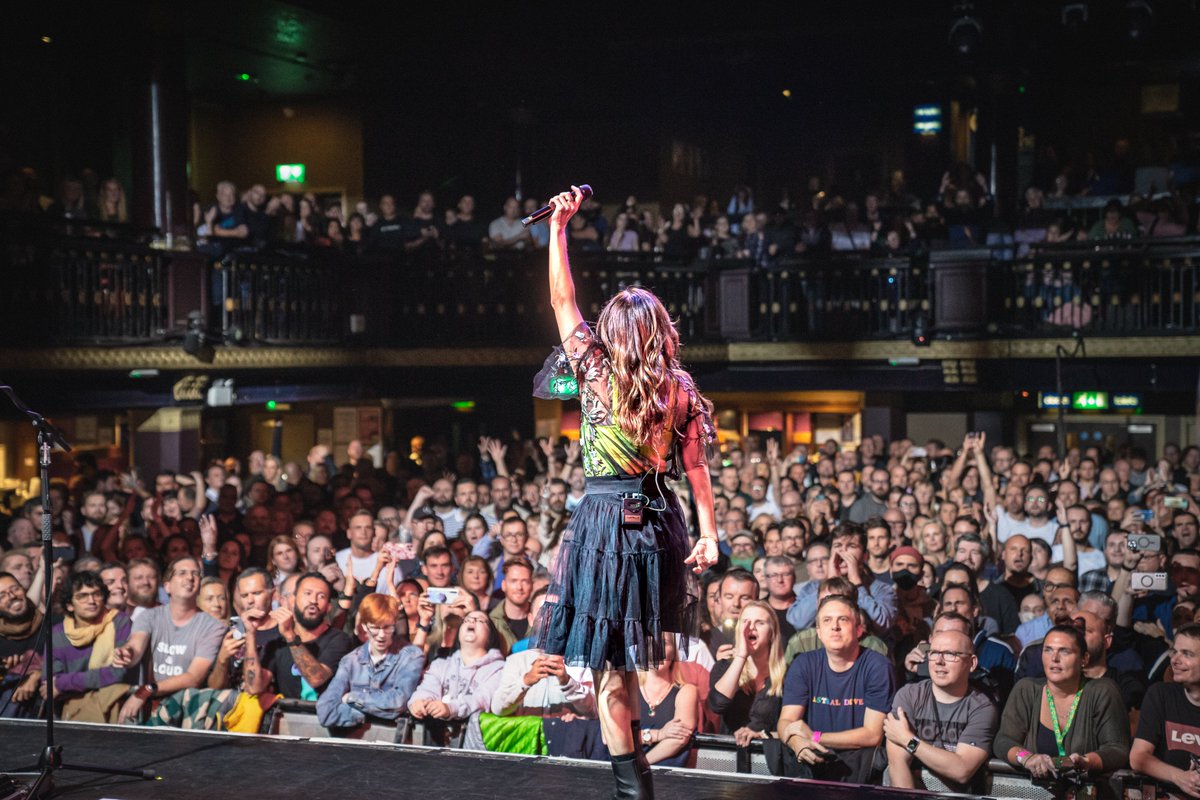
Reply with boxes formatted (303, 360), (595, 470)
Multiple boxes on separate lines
(521, 184), (593, 227)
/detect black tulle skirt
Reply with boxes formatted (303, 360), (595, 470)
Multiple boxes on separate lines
(532, 474), (700, 672)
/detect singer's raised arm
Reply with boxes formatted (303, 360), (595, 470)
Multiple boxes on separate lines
(547, 187), (586, 341)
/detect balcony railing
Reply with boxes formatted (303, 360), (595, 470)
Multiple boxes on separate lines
(3, 212), (1199, 349)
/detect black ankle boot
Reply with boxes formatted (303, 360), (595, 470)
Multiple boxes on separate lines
(628, 723), (655, 800)
(609, 753), (646, 800)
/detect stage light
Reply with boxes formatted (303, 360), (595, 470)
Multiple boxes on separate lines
(948, 4), (982, 58)
(781, 89), (792, 98)
(912, 315), (931, 347)
(1125, 0), (1153, 40)
(41, 36), (52, 44)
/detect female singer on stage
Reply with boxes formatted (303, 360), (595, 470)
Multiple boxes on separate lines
(532, 186), (720, 799)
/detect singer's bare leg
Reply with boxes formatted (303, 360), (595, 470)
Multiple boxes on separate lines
(594, 668), (640, 755)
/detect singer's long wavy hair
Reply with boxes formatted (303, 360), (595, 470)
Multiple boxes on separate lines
(596, 287), (713, 449)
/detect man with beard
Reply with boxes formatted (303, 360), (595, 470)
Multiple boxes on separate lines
(848, 469), (889, 524)
(536, 479), (571, 555)
(126, 558), (161, 619)
(886, 629), (997, 793)
(72, 491), (121, 562)
(112, 556), (225, 723)
(428, 478), (459, 537)
(1002, 484), (1056, 546)
(440, 479), (479, 540)
(1055, 503), (1105, 576)
(488, 558), (534, 652)
(0, 571), (43, 717)
(98, 562), (129, 612)
(51, 571), (136, 721)
(245, 572), (354, 700)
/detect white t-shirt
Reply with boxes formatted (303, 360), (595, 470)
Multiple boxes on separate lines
(1050, 544), (1106, 576)
(996, 509), (1056, 545)
(335, 548), (380, 581)
(488, 216), (527, 249)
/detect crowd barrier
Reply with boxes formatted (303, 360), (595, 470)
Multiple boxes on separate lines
(269, 699), (1155, 798)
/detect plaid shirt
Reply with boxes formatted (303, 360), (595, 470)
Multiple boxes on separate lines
(1079, 568), (1114, 595)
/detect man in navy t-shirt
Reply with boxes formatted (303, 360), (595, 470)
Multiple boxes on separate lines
(777, 594), (894, 782)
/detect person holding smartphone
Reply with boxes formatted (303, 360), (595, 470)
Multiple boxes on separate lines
(532, 186), (720, 799)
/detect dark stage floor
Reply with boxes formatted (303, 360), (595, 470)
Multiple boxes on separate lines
(0, 720), (961, 799)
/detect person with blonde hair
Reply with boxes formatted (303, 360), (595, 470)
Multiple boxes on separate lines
(265, 535), (301, 587)
(532, 186), (720, 799)
(316, 593), (425, 730)
(708, 600), (786, 746)
(96, 178), (128, 223)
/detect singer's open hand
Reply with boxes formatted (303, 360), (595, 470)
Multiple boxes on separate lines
(548, 186), (584, 230)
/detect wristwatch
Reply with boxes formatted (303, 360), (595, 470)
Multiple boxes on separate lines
(641, 728), (654, 745)
(905, 737), (920, 755)
(134, 681), (158, 701)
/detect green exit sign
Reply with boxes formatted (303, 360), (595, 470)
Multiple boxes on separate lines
(275, 163), (306, 183)
(1072, 391), (1109, 410)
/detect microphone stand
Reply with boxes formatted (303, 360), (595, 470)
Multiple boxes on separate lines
(0, 386), (156, 798)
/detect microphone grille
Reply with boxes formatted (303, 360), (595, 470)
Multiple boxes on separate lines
(578, 184), (593, 200)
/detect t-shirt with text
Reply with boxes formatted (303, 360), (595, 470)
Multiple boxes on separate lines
(891, 680), (998, 793)
(1135, 682), (1200, 772)
(132, 606), (225, 682)
(782, 647), (894, 734)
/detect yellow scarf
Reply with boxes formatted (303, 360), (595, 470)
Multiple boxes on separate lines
(64, 609), (119, 670)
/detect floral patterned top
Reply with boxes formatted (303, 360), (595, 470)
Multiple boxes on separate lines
(533, 322), (714, 477)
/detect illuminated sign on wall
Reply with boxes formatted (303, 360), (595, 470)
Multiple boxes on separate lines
(275, 163), (306, 183)
(913, 105), (942, 135)
(1038, 391), (1138, 411)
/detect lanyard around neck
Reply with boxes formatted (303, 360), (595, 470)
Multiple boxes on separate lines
(1045, 683), (1083, 757)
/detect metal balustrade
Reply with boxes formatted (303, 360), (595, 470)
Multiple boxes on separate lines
(3, 211), (1199, 348)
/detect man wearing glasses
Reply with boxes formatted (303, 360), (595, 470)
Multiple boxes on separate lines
(885, 629), (997, 792)
(1004, 485), (1056, 546)
(763, 556), (798, 641)
(50, 571), (137, 721)
(1014, 566), (1078, 648)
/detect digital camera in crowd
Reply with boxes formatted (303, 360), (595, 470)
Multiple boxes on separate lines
(1131, 571), (1168, 592)
(1126, 533), (1161, 552)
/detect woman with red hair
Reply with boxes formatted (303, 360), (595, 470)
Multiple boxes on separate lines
(532, 186), (720, 799)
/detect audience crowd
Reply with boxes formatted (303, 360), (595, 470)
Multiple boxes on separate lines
(6, 142), (1200, 267)
(3, 426), (1200, 795)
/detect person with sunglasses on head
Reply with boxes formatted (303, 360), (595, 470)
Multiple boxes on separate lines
(886, 628), (997, 792)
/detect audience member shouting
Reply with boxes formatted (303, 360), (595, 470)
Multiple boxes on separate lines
(708, 600), (785, 747)
(50, 571), (136, 722)
(317, 594), (425, 731)
(994, 624), (1130, 782)
(0, 571), (44, 718)
(777, 594), (895, 782)
(244, 572), (355, 701)
(886, 629), (998, 792)
(111, 556), (225, 723)
(1130, 622), (1200, 797)
(409, 610), (506, 749)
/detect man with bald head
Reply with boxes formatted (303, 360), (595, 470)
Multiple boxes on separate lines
(998, 535), (1038, 606)
(1014, 566), (1077, 648)
(886, 628), (997, 792)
